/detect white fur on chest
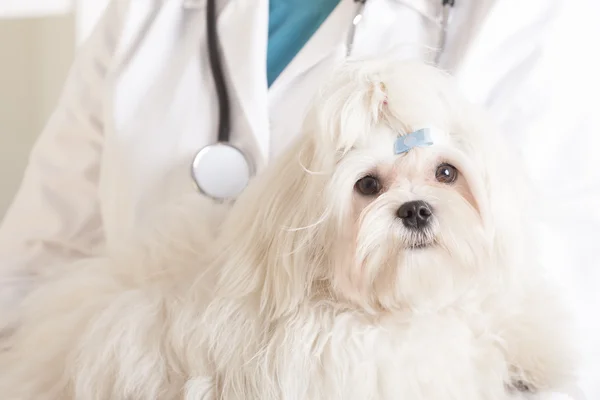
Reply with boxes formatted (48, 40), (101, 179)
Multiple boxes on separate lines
(214, 307), (517, 400)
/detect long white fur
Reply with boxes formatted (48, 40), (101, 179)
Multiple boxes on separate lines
(0, 59), (576, 400)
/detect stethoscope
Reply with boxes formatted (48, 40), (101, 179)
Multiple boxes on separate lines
(191, 0), (455, 201)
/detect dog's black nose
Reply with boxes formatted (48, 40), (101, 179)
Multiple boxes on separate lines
(397, 200), (432, 229)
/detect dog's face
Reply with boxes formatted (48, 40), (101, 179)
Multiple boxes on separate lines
(221, 60), (525, 316)
(324, 123), (489, 312)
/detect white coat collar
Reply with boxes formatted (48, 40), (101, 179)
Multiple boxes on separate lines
(216, 0), (270, 160)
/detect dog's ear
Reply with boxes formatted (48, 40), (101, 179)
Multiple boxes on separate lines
(455, 102), (533, 278)
(213, 134), (328, 319)
(212, 67), (395, 318)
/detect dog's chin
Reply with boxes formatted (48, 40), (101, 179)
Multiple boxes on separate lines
(402, 231), (437, 251)
(407, 242), (432, 250)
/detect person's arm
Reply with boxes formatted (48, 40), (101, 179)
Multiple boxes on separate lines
(0, 0), (129, 330)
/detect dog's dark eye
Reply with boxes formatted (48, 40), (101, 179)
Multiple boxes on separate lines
(435, 163), (458, 184)
(355, 175), (382, 196)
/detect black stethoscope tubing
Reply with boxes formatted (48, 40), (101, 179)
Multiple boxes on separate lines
(206, 0), (231, 143)
(190, 0), (254, 202)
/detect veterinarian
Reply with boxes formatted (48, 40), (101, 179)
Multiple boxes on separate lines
(0, 0), (598, 397)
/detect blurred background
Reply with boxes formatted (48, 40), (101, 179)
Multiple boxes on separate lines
(0, 0), (108, 215)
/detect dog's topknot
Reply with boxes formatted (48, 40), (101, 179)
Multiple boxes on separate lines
(309, 58), (458, 156)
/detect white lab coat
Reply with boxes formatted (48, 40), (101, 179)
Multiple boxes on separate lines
(1, 0), (599, 397)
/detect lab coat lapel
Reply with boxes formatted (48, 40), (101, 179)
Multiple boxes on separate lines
(216, 0), (271, 160)
(271, 0), (356, 91)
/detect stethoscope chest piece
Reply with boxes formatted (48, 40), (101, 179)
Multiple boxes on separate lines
(191, 143), (254, 201)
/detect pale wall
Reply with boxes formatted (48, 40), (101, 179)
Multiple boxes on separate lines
(0, 14), (75, 216)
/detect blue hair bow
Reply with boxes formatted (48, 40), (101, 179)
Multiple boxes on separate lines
(394, 128), (434, 155)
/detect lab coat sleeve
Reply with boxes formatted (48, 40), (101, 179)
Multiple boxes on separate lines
(457, 0), (600, 398)
(0, 0), (128, 329)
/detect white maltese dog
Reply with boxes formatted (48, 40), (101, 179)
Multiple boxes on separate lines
(0, 59), (577, 400)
